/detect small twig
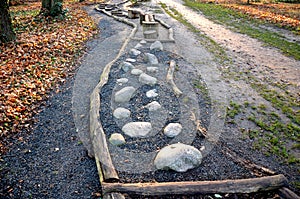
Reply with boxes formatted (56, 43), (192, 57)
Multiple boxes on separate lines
(190, 111), (207, 138)
(223, 146), (276, 177)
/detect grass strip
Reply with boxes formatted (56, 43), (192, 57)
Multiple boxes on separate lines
(183, 0), (300, 60)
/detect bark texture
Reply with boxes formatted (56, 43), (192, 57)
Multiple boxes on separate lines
(41, 0), (64, 16)
(0, 0), (16, 43)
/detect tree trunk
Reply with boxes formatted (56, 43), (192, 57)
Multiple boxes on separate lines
(0, 0), (16, 43)
(41, 0), (64, 17)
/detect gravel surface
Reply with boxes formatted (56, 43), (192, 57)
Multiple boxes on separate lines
(1, 1), (299, 198)
(0, 78), (100, 199)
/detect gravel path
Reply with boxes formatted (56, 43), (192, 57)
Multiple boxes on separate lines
(1, 1), (299, 198)
(0, 78), (100, 199)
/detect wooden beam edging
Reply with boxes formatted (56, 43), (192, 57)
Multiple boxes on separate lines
(102, 174), (288, 195)
(90, 8), (138, 182)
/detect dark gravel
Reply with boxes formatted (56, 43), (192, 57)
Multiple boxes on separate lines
(0, 78), (100, 199)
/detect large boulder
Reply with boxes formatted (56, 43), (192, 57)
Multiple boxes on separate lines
(154, 143), (202, 172)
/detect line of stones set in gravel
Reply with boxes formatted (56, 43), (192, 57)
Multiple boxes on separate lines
(106, 40), (203, 173)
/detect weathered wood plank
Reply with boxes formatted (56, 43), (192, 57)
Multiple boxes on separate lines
(279, 187), (300, 199)
(102, 175), (287, 195)
(90, 87), (119, 182)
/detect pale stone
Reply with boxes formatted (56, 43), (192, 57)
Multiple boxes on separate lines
(146, 101), (161, 111)
(116, 78), (128, 84)
(120, 61), (134, 72)
(113, 107), (131, 119)
(134, 43), (143, 49)
(150, 41), (163, 51)
(130, 48), (141, 56)
(126, 58), (136, 63)
(122, 122), (152, 137)
(146, 89), (158, 98)
(147, 67), (158, 73)
(139, 73), (157, 85)
(115, 86), (136, 103)
(140, 40), (147, 44)
(164, 123), (182, 138)
(154, 143), (202, 172)
(145, 53), (159, 65)
(131, 69), (143, 76)
(109, 133), (126, 146)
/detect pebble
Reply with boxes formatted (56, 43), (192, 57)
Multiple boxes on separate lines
(116, 78), (129, 84)
(145, 53), (159, 65)
(122, 122), (152, 137)
(146, 89), (158, 98)
(131, 69), (143, 75)
(126, 58), (136, 63)
(145, 101), (161, 111)
(150, 41), (163, 51)
(130, 48), (141, 56)
(134, 43), (143, 49)
(154, 143), (202, 172)
(164, 123), (182, 138)
(109, 133), (126, 146)
(120, 61), (134, 72)
(147, 67), (158, 73)
(113, 107), (131, 119)
(115, 86), (136, 103)
(139, 73), (157, 85)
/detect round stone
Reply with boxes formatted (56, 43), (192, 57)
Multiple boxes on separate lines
(146, 89), (158, 98)
(126, 58), (136, 63)
(122, 122), (152, 137)
(145, 53), (158, 65)
(150, 41), (163, 51)
(116, 78), (128, 84)
(130, 48), (141, 56)
(115, 86), (136, 103)
(113, 107), (131, 119)
(134, 43), (143, 49)
(164, 123), (182, 138)
(120, 61), (134, 72)
(147, 67), (158, 73)
(131, 69), (143, 75)
(146, 101), (161, 111)
(154, 143), (202, 172)
(109, 133), (126, 146)
(139, 73), (157, 85)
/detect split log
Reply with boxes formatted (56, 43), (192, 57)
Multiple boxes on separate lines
(102, 174), (287, 195)
(166, 60), (183, 97)
(90, 88), (119, 182)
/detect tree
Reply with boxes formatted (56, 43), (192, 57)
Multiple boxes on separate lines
(0, 0), (16, 43)
(41, 0), (64, 17)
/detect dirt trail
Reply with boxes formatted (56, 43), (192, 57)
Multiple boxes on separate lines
(157, 0), (300, 88)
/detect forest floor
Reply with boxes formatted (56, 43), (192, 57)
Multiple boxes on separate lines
(0, 0), (299, 198)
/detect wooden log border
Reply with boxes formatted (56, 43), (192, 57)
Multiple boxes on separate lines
(101, 174), (289, 195)
(92, 3), (300, 199)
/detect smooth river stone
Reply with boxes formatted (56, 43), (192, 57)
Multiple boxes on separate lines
(154, 143), (202, 172)
(115, 86), (136, 103)
(122, 122), (152, 137)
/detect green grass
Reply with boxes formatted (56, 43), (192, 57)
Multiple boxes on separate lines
(247, 104), (300, 164)
(183, 0), (300, 60)
(227, 101), (242, 119)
